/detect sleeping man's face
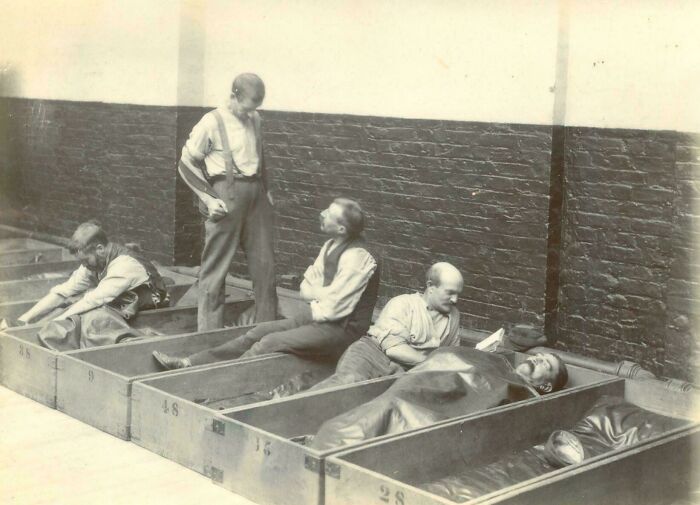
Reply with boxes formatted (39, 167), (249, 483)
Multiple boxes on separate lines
(515, 353), (562, 393)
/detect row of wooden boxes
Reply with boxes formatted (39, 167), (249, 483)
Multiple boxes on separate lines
(1, 234), (698, 505)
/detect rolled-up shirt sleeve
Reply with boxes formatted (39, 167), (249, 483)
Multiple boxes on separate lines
(50, 266), (95, 299)
(309, 248), (377, 323)
(184, 115), (214, 161)
(367, 296), (413, 351)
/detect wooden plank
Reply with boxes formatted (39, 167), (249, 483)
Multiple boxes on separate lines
(0, 247), (64, 266)
(0, 237), (57, 251)
(0, 299), (253, 409)
(0, 276), (70, 300)
(131, 354), (335, 473)
(0, 259), (79, 281)
(56, 323), (262, 440)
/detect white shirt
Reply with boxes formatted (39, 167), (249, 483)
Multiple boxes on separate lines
(50, 256), (150, 313)
(300, 239), (377, 323)
(369, 293), (460, 352)
(184, 106), (260, 177)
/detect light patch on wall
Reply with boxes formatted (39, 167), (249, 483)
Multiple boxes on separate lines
(566, 0), (700, 132)
(0, 0), (180, 105)
(201, 0), (559, 125)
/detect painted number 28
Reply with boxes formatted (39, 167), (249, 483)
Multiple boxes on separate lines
(379, 485), (405, 505)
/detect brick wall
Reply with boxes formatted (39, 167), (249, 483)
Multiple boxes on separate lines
(2, 96), (698, 381)
(557, 127), (699, 380)
(0, 98), (178, 265)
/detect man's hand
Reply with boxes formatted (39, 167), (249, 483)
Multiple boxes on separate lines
(266, 191), (275, 207)
(206, 198), (229, 221)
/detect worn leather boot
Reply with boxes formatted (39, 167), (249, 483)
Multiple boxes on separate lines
(152, 350), (192, 370)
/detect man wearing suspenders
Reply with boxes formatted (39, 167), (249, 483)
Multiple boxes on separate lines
(178, 73), (278, 330)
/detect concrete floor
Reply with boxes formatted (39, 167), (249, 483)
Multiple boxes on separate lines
(0, 385), (255, 505)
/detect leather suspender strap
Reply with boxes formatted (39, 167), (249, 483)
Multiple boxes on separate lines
(212, 109), (240, 198)
(252, 112), (268, 192)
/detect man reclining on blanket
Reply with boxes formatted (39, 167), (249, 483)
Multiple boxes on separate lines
(16, 221), (169, 350)
(308, 346), (568, 451)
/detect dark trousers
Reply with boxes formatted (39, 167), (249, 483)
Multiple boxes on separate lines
(198, 178), (278, 331)
(188, 306), (357, 365)
(309, 337), (405, 391)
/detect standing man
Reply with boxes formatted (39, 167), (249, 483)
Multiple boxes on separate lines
(153, 198), (380, 368)
(178, 73), (277, 330)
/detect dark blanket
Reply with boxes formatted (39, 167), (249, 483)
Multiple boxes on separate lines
(420, 395), (689, 502)
(308, 347), (538, 451)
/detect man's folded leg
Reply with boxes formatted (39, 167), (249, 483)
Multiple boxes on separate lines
(239, 320), (356, 361)
(309, 337), (404, 391)
(152, 308), (313, 370)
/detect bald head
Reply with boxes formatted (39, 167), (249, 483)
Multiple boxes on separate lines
(426, 262), (463, 288)
(425, 262), (464, 314)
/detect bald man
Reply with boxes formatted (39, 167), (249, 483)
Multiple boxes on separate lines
(17, 221), (170, 350)
(310, 262), (464, 390)
(178, 73), (278, 331)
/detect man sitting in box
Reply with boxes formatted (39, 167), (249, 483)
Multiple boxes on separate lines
(17, 221), (169, 350)
(309, 262), (464, 390)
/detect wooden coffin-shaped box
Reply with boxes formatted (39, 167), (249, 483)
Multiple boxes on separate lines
(131, 354), (336, 474)
(0, 296), (252, 408)
(206, 353), (615, 505)
(325, 378), (700, 505)
(55, 313), (272, 440)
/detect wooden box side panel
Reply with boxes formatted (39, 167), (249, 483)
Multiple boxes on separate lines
(0, 300), (36, 321)
(0, 276), (69, 300)
(0, 259), (78, 281)
(0, 248), (64, 265)
(56, 356), (131, 439)
(0, 333), (57, 407)
(142, 354), (334, 400)
(131, 384), (214, 472)
(225, 378), (398, 437)
(67, 326), (253, 376)
(210, 420), (324, 505)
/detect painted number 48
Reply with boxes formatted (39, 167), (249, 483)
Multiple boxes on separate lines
(162, 399), (179, 416)
(379, 485), (405, 505)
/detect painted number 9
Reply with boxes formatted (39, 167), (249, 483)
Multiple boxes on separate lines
(88, 370), (94, 382)
(379, 485), (405, 505)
